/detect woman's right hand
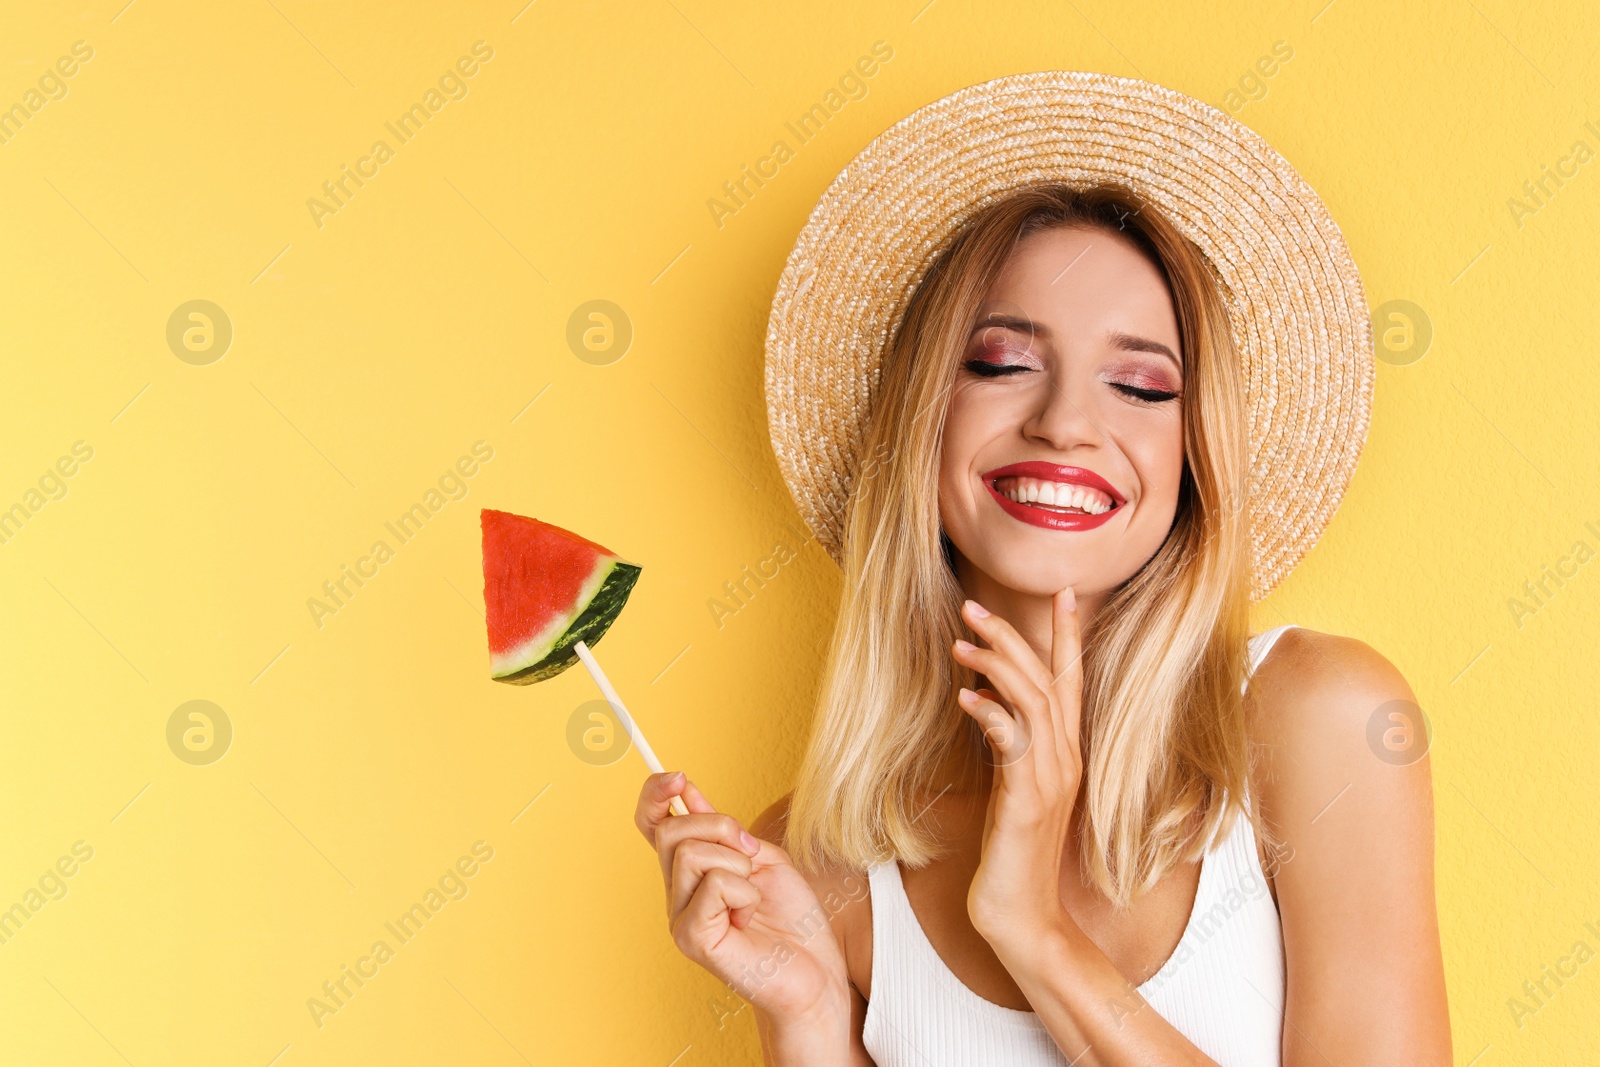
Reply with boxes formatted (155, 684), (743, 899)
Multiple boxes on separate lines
(634, 772), (852, 1033)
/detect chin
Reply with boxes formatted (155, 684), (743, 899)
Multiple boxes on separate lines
(953, 525), (1107, 598)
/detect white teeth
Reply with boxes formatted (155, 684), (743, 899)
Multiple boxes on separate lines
(995, 476), (1115, 514)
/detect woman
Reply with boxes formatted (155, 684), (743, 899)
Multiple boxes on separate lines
(636, 73), (1451, 1065)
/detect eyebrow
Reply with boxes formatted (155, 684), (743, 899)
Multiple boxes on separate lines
(970, 314), (1182, 369)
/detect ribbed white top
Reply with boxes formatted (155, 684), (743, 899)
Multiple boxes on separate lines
(861, 625), (1295, 1066)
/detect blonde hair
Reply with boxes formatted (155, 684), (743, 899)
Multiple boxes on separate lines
(785, 182), (1278, 907)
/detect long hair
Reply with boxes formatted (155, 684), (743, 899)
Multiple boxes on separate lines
(784, 182), (1276, 907)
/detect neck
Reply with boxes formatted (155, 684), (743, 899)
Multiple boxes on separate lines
(953, 562), (1105, 663)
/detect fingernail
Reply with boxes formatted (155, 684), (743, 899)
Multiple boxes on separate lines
(957, 687), (979, 707)
(740, 829), (759, 854)
(1061, 587), (1077, 611)
(667, 770), (684, 786)
(954, 639), (977, 653)
(964, 599), (991, 618)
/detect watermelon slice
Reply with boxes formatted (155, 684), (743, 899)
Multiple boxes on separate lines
(481, 509), (641, 684)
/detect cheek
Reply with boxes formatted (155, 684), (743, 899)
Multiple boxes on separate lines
(938, 389), (992, 520)
(1120, 413), (1185, 504)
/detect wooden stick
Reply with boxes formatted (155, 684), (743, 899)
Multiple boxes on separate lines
(573, 640), (689, 816)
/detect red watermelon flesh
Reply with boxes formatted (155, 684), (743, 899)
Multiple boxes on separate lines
(481, 509), (642, 684)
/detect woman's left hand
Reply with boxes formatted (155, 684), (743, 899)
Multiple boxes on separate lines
(951, 588), (1084, 952)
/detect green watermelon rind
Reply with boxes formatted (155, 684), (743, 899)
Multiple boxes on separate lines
(491, 560), (642, 685)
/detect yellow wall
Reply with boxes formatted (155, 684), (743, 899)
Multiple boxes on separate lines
(2, 1), (1596, 1063)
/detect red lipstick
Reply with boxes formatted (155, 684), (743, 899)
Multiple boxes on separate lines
(980, 461), (1126, 532)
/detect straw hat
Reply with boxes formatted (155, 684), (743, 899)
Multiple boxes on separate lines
(763, 70), (1374, 602)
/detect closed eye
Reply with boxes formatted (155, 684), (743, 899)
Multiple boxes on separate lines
(1113, 382), (1181, 403)
(963, 359), (1032, 378)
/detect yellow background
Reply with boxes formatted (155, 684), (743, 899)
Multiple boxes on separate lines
(2, 0), (1597, 1063)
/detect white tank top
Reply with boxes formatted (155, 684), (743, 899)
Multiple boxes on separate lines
(862, 625), (1296, 1067)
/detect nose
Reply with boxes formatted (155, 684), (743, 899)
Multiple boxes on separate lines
(1022, 368), (1105, 451)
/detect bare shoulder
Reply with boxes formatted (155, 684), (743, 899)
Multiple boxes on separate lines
(1248, 627), (1414, 742)
(1246, 625), (1450, 1060)
(1248, 625), (1428, 781)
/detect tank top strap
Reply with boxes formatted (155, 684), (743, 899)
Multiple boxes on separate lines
(1246, 624), (1297, 678)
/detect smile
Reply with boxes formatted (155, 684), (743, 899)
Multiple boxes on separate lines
(981, 461), (1125, 532)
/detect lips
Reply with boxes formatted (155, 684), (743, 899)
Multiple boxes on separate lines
(980, 461), (1126, 532)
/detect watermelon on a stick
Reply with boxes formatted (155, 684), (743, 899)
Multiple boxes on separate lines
(480, 509), (686, 814)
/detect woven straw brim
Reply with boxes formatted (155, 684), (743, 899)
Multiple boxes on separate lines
(763, 70), (1374, 603)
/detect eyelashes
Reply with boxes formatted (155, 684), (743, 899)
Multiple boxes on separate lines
(962, 358), (1027, 378)
(1113, 383), (1182, 404)
(960, 359), (1181, 403)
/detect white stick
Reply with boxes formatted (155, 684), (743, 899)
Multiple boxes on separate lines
(573, 640), (689, 817)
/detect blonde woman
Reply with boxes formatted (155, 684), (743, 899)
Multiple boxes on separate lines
(635, 73), (1451, 1065)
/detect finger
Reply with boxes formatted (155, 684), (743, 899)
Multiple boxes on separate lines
(670, 838), (754, 919)
(1050, 587), (1084, 748)
(961, 599), (1055, 691)
(957, 687), (1031, 769)
(680, 778), (717, 815)
(1049, 587), (1083, 690)
(952, 639), (1053, 740)
(635, 771), (688, 845)
(655, 812), (760, 886)
(672, 868), (763, 959)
